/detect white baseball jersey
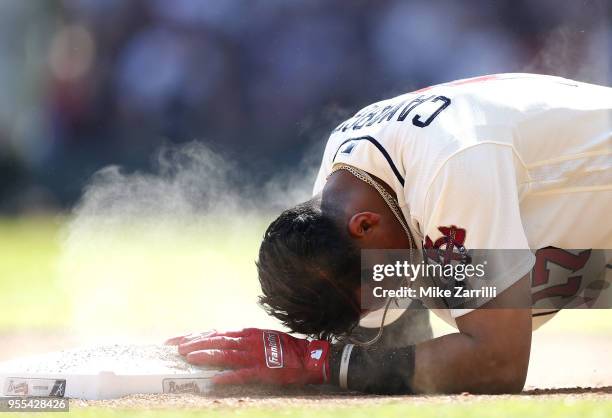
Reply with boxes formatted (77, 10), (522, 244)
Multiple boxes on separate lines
(313, 73), (612, 328)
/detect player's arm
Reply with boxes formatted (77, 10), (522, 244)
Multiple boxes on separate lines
(168, 277), (531, 394)
(168, 286), (531, 395)
(322, 275), (531, 394)
(403, 143), (534, 393)
(414, 276), (532, 393)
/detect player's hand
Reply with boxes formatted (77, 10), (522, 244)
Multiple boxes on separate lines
(175, 328), (330, 386)
(165, 330), (217, 346)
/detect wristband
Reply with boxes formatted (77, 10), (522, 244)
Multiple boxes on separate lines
(338, 344), (354, 390)
(330, 344), (416, 394)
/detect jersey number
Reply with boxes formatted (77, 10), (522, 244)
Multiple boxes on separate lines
(531, 247), (591, 303)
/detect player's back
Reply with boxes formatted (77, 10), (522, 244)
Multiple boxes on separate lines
(414, 74), (611, 248)
(319, 73), (611, 249)
(316, 73), (611, 327)
(421, 73), (611, 182)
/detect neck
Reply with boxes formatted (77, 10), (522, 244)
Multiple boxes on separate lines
(324, 165), (414, 249)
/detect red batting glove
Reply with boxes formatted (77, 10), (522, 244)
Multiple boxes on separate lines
(175, 328), (330, 386)
(165, 331), (216, 346)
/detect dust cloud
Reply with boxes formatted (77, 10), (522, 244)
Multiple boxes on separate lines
(57, 141), (321, 341)
(523, 15), (610, 85)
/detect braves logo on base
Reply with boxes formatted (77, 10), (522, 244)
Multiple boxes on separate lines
(4, 378), (66, 397)
(162, 378), (212, 394)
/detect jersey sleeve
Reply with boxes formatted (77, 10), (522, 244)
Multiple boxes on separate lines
(421, 143), (536, 317)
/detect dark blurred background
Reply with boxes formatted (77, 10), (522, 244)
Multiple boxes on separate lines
(0, 0), (609, 213)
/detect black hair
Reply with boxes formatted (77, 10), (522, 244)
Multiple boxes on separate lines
(257, 199), (361, 340)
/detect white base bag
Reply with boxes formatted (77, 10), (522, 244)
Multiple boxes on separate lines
(0, 344), (221, 400)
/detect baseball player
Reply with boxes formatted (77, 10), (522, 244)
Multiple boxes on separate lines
(170, 74), (611, 394)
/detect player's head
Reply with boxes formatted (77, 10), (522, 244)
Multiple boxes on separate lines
(257, 170), (411, 339)
(257, 198), (361, 339)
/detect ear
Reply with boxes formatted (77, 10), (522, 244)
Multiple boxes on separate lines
(347, 212), (382, 238)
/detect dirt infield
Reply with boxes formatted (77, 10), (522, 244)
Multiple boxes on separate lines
(72, 387), (612, 410)
(1, 329), (610, 408)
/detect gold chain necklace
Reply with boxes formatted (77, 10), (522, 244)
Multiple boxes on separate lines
(328, 163), (415, 347)
(328, 163), (414, 250)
